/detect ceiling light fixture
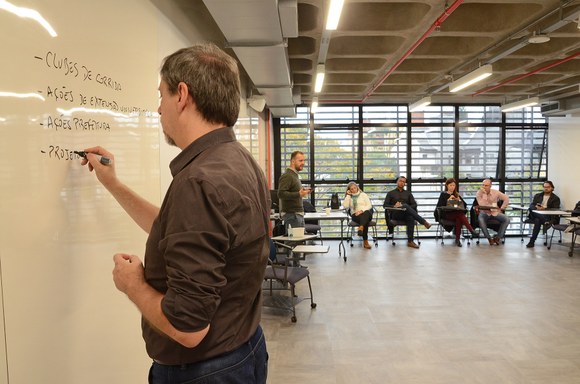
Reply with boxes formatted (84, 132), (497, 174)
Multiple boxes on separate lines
(325, 0), (344, 30)
(528, 31), (550, 44)
(409, 96), (432, 112)
(501, 96), (539, 112)
(314, 64), (325, 93)
(449, 64), (493, 93)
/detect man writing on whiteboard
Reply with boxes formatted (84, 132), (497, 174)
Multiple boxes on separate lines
(81, 43), (269, 383)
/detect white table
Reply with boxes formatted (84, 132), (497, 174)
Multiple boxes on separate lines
(271, 234), (319, 242)
(291, 245), (330, 261)
(532, 209), (571, 216)
(304, 211), (349, 261)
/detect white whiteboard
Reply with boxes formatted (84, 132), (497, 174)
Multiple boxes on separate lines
(0, 1), (163, 382)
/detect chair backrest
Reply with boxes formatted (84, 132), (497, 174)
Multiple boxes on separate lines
(302, 200), (319, 226)
(384, 209), (406, 227)
(270, 189), (279, 212)
(303, 200), (316, 213)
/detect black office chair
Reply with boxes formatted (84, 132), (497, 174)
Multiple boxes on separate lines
(263, 239), (316, 323)
(384, 208), (421, 246)
(522, 207), (559, 246)
(302, 200), (322, 244)
(346, 208), (379, 247)
(434, 206), (471, 246)
(470, 199), (505, 245)
(547, 208), (580, 250)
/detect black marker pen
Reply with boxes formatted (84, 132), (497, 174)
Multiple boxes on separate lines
(74, 151), (111, 165)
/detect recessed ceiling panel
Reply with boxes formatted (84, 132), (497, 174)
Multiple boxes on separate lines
(414, 36), (494, 56)
(384, 73), (439, 84)
(397, 58), (460, 72)
(288, 36), (317, 55)
(297, 3), (320, 32)
(289, 58), (313, 72)
(322, 84), (367, 93)
(329, 36), (405, 56)
(325, 58), (386, 71)
(340, 2), (430, 31)
(325, 73), (376, 84)
(441, 4), (544, 33)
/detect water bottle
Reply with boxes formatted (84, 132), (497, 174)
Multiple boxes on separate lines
(288, 223), (293, 237)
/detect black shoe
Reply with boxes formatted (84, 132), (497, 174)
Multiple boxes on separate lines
(455, 240), (462, 247)
(526, 241), (535, 248)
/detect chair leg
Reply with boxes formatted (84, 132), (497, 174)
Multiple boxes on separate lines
(548, 227), (555, 250)
(416, 223), (421, 245)
(289, 284), (297, 323)
(306, 275), (316, 309)
(347, 226), (353, 247)
(436, 224), (444, 245)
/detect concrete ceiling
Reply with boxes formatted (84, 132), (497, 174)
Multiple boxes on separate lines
(169, 0), (580, 115)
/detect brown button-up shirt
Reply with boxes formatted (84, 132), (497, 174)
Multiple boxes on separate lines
(142, 127), (270, 365)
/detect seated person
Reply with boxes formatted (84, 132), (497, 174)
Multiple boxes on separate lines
(383, 176), (432, 249)
(476, 178), (510, 246)
(435, 178), (476, 247)
(526, 180), (561, 248)
(343, 182), (373, 249)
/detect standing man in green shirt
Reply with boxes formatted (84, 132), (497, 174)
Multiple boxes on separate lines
(278, 151), (312, 234)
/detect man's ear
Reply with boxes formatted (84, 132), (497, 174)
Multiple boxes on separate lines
(176, 82), (190, 110)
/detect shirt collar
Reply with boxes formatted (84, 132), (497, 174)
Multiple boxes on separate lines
(169, 126), (235, 177)
(287, 167), (299, 175)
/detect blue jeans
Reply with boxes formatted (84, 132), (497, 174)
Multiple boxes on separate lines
(148, 325), (268, 384)
(282, 212), (304, 235)
(478, 212), (510, 239)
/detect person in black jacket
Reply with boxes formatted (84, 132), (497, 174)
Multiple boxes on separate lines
(526, 181), (561, 248)
(383, 176), (431, 248)
(434, 178), (476, 247)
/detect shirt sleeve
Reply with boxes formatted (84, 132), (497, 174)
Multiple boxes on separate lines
(159, 177), (232, 332)
(343, 195), (352, 210)
(383, 192), (393, 207)
(499, 191), (510, 208)
(408, 193), (418, 210)
(548, 194), (561, 209)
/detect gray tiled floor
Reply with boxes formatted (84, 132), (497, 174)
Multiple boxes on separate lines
(261, 237), (580, 384)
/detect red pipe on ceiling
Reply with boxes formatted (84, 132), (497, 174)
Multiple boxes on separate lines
(472, 51), (580, 97)
(322, 0), (465, 104)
